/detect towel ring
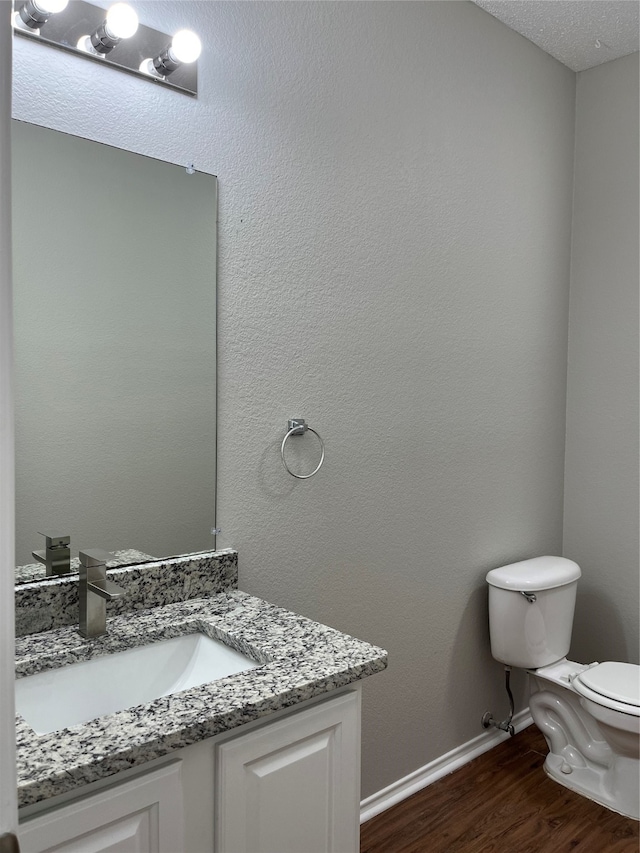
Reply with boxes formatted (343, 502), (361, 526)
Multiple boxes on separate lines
(281, 419), (325, 480)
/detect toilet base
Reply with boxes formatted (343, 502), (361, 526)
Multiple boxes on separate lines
(542, 752), (638, 820)
(528, 663), (639, 822)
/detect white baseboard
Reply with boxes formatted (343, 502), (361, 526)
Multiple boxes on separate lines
(360, 708), (534, 824)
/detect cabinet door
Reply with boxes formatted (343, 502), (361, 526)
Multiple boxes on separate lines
(18, 763), (183, 853)
(216, 690), (360, 853)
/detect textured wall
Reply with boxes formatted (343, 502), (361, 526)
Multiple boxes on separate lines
(564, 53), (640, 666)
(12, 1), (575, 798)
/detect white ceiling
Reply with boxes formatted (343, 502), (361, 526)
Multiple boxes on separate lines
(473, 0), (640, 72)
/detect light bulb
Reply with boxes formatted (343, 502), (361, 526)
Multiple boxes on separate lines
(169, 30), (201, 64)
(78, 2), (138, 55)
(14, 0), (68, 31)
(105, 3), (138, 40)
(141, 28), (202, 78)
(35, 0), (68, 12)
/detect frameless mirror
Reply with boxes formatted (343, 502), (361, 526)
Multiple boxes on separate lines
(12, 121), (217, 583)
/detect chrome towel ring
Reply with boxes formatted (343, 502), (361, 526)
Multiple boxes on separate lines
(281, 419), (325, 480)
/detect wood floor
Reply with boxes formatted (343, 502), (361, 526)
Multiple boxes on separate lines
(360, 726), (639, 853)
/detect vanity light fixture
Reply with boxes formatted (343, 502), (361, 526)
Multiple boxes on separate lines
(77, 2), (138, 56)
(13, 0), (68, 34)
(11, 0), (200, 96)
(140, 29), (202, 79)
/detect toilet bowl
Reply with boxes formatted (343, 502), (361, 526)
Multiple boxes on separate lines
(529, 658), (640, 820)
(486, 556), (640, 821)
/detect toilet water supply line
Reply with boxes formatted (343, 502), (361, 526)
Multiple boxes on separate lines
(482, 666), (516, 736)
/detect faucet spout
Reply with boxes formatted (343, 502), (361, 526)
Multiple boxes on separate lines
(78, 549), (124, 638)
(87, 577), (125, 600)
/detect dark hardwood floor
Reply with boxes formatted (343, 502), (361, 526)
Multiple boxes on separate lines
(360, 725), (639, 853)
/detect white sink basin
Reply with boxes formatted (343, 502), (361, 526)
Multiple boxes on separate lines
(16, 633), (260, 735)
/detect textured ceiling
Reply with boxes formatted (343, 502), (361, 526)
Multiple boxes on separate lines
(473, 0), (640, 72)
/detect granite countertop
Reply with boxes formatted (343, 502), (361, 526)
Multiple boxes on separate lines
(15, 549), (157, 584)
(16, 590), (388, 809)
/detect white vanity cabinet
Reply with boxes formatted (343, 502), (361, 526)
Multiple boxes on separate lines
(216, 689), (360, 853)
(19, 689), (361, 853)
(18, 763), (184, 853)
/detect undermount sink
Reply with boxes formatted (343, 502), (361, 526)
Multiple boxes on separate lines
(16, 633), (260, 735)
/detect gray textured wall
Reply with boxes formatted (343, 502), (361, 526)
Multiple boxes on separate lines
(564, 53), (640, 666)
(13, 2), (576, 798)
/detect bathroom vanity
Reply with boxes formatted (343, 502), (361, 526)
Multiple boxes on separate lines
(14, 550), (388, 853)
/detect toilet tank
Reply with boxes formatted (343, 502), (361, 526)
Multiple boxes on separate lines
(486, 556), (581, 669)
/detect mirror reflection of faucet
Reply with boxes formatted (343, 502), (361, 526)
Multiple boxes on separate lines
(78, 549), (125, 639)
(31, 531), (70, 576)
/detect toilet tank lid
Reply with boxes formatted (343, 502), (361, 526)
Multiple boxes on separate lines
(486, 556), (581, 591)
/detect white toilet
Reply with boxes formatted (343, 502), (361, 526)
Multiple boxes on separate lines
(486, 555), (640, 821)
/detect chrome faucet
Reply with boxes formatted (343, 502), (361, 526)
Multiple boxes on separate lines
(32, 531), (70, 576)
(78, 549), (125, 638)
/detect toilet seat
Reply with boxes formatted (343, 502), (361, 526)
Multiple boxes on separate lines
(573, 662), (640, 717)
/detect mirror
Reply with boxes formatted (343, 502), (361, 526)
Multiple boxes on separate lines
(12, 121), (217, 582)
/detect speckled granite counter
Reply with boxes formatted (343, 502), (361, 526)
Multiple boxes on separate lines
(15, 549), (156, 584)
(16, 590), (388, 809)
(15, 550), (238, 637)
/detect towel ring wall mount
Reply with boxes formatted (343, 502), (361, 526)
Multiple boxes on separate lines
(281, 419), (325, 479)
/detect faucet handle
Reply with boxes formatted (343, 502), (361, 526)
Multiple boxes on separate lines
(37, 531), (70, 548)
(79, 549), (114, 567)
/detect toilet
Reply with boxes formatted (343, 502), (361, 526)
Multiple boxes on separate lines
(486, 556), (640, 821)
